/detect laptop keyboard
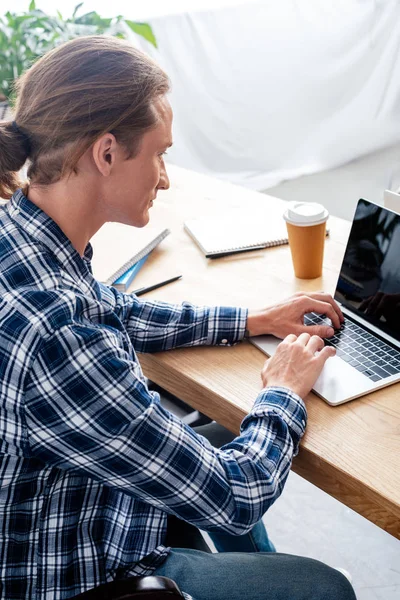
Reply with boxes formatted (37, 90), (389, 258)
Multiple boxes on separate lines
(304, 312), (400, 382)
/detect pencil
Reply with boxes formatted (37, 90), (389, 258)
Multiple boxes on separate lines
(133, 275), (182, 296)
(206, 245), (267, 259)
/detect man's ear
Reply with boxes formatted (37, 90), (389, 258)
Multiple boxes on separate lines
(92, 133), (118, 176)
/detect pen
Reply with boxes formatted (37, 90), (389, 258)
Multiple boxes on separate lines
(206, 245), (267, 259)
(133, 275), (182, 296)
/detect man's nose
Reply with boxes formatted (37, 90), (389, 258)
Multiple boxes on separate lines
(158, 162), (170, 191)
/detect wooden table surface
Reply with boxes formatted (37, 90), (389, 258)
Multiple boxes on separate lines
(133, 164), (400, 539)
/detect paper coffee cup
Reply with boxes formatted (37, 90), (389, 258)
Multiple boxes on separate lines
(283, 201), (329, 279)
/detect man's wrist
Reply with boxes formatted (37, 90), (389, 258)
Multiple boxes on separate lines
(246, 309), (270, 337)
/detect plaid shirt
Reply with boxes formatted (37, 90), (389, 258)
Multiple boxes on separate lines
(0, 190), (307, 600)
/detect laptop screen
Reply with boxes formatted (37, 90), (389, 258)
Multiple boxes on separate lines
(335, 199), (400, 343)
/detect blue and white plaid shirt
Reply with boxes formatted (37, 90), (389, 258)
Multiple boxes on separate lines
(0, 190), (307, 599)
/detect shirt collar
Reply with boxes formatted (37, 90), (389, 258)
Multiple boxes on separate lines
(7, 189), (98, 295)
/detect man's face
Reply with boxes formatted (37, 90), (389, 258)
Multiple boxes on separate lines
(105, 96), (173, 227)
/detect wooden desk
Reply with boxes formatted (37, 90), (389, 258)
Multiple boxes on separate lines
(134, 164), (400, 540)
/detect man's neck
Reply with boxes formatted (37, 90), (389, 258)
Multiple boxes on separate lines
(27, 179), (105, 256)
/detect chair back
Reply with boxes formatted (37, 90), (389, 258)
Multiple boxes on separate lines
(71, 576), (185, 599)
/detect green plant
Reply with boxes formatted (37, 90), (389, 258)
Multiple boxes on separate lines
(0, 1), (157, 101)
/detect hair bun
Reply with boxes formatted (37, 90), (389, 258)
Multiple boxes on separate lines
(11, 121), (32, 155)
(0, 121), (30, 199)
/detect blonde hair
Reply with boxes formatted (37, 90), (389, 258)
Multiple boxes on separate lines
(0, 35), (170, 199)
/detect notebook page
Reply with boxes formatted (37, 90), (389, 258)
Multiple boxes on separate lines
(90, 223), (169, 284)
(184, 214), (288, 256)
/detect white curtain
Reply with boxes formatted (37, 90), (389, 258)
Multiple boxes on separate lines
(133, 0), (400, 189)
(10, 0), (400, 190)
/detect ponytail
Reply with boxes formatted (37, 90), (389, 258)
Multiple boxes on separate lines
(0, 120), (30, 199)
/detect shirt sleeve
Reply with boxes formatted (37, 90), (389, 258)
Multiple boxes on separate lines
(106, 285), (248, 353)
(24, 323), (307, 535)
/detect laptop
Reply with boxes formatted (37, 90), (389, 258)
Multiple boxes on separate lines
(250, 199), (400, 406)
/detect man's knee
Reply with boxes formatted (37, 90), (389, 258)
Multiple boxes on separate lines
(308, 559), (356, 600)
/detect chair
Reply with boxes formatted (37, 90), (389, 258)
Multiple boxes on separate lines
(71, 576), (185, 599)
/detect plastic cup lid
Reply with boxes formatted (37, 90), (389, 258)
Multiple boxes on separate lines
(283, 201), (329, 226)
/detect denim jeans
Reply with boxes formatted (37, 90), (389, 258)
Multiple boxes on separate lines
(165, 514), (275, 555)
(153, 548), (356, 600)
(208, 518), (275, 553)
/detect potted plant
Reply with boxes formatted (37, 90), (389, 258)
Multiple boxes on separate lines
(0, 1), (157, 109)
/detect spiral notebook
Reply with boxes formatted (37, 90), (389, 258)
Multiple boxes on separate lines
(184, 214), (293, 258)
(90, 223), (170, 285)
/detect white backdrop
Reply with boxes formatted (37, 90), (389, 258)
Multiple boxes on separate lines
(8, 0), (250, 20)
(6, 0), (400, 189)
(138, 0), (400, 189)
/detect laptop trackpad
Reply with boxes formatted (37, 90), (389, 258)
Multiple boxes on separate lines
(249, 335), (372, 406)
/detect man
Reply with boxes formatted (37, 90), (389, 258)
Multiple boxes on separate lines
(0, 36), (355, 599)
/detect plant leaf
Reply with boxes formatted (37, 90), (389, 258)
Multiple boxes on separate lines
(73, 11), (112, 28)
(0, 6), (157, 99)
(72, 3), (83, 19)
(125, 21), (157, 48)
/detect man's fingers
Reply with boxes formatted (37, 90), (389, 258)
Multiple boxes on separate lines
(296, 332), (311, 346)
(316, 345), (336, 365)
(283, 333), (297, 344)
(307, 335), (325, 354)
(302, 298), (341, 329)
(316, 292), (344, 322)
(306, 293), (344, 324)
(303, 324), (334, 338)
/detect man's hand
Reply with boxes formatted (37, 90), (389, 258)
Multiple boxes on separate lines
(246, 291), (344, 339)
(261, 333), (336, 398)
